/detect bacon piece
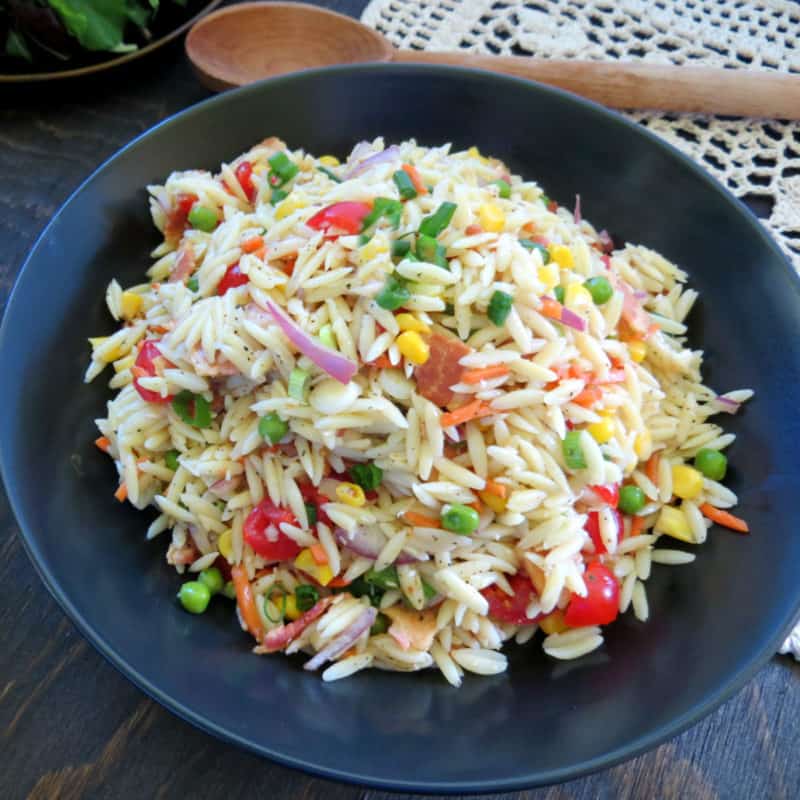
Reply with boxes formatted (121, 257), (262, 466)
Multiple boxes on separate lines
(414, 332), (471, 407)
(169, 242), (196, 283)
(255, 596), (336, 653)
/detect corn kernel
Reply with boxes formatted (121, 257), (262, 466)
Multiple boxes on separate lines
(549, 244), (574, 269)
(672, 464), (704, 500)
(120, 291), (143, 320)
(628, 340), (647, 363)
(295, 548), (334, 585)
(467, 146), (489, 163)
(274, 195), (307, 221)
(479, 490), (507, 514)
(565, 282), (593, 309)
(284, 594), (301, 621)
(634, 430), (652, 459)
(113, 354), (135, 373)
(396, 313), (430, 334)
(478, 203), (505, 233)
(655, 506), (694, 543)
(539, 610), (570, 635)
(537, 264), (558, 289)
(587, 417), (615, 444)
(319, 155), (340, 166)
(360, 236), (388, 262)
(218, 529), (233, 562)
(396, 331), (430, 365)
(336, 482), (366, 507)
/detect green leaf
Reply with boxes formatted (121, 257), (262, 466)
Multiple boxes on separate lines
(6, 29), (33, 63)
(47, 0), (154, 52)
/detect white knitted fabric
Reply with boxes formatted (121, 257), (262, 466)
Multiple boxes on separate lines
(362, 0), (800, 272)
(362, 0), (800, 659)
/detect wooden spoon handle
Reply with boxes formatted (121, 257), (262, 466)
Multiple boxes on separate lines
(391, 50), (800, 118)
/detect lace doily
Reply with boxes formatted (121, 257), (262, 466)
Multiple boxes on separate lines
(362, 0), (800, 271)
(363, 0), (800, 659)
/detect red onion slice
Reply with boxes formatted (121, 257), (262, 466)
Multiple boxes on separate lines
(257, 596), (336, 653)
(711, 394), (742, 414)
(559, 306), (587, 332)
(265, 299), (357, 384)
(304, 606), (377, 671)
(334, 527), (418, 564)
(342, 145), (401, 180)
(573, 194), (582, 224)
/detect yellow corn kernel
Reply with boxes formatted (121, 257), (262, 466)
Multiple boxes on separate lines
(628, 340), (647, 363)
(479, 490), (507, 514)
(672, 464), (704, 500)
(336, 482), (366, 507)
(634, 429), (652, 459)
(587, 417), (615, 444)
(274, 195), (307, 220)
(218, 529), (233, 562)
(537, 264), (558, 289)
(467, 146), (489, 163)
(565, 282), (593, 309)
(396, 331), (430, 365)
(396, 313), (430, 334)
(294, 549), (334, 585)
(655, 506), (694, 543)
(360, 236), (388, 262)
(319, 155), (340, 166)
(478, 203), (505, 233)
(284, 594), (301, 621)
(549, 244), (574, 269)
(539, 610), (570, 635)
(120, 291), (143, 320)
(113, 354), (135, 373)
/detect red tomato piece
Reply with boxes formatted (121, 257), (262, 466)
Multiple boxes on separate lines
(235, 161), (256, 203)
(298, 482), (332, 526)
(564, 562), (620, 627)
(244, 500), (302, 561)
(164, 192), (198, 243)
(414, 332), (471, 407)
(132, 340), (173, 404)
(305, 201), (372, 235)
(584, 508), (623, 555)
(481, 572), (540, 625)
(589, 483), (620, 507)
(218, 262), (249, 295)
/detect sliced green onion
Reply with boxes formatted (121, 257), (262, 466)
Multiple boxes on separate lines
(494, 179), (511, 198)
(318, 165), (342, 183)
(393, 169), (418, 200)
(165, 449), (180, 471)
(370, 613), (390, 635)
(186, 276), (199, 292)
(487, 290), (513, 326)
(520, 239), (551, 263)
(222, 581), (237, 600)
(541, 194), (551, 206)
(362, 197), (403, 231)
(267, 151), (299, 185)
(270, 188), (288, 206)
(172, 391), (212, 428)
(562, 430), (586, 469)
(187, 205), (218, 232)
(375, 274), (410, 311)
(358, 233), (372, 246)
(415, 233), (449, 269)
(264, 583), (288, 622)
(288, 367), (310, 401)
(304, 502), (318, 527)
(391, 238), (412, 259)
(318, 324), (336, 350)
(554, 285), (565, 304)
(422, 579), (437, 603)
(349, 462), (383, 491)
(419, 201), (457, 238)
(295, 584), (320, 612)
(259, 412), (289, 444)
(364, 565), (400, 591)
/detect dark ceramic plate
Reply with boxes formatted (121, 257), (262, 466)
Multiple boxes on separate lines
(1, 66), (799, 793)
(0, 0), (221, 83)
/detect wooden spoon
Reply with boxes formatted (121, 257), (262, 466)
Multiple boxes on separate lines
(186, 2), (800, 118)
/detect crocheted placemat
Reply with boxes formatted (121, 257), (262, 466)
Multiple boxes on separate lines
(362, 0), (800, 660)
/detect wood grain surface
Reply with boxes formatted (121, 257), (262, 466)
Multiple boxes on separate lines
(1, 2), (798, 798)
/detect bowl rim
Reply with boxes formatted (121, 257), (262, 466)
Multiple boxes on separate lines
(2, 62), (799, 793)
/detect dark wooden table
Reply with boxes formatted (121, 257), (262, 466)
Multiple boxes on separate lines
(1, 2), (799, 798)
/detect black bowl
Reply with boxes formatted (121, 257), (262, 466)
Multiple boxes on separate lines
(2, 65), (799, 793)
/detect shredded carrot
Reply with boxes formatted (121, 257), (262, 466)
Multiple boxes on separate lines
(251, 245), (267, 261)
(281, 256), (296, 276)
(629, 515), (647, 537)
(464, 224), (484, 235)
(699, 504), (749, 533)
(403, 511), (441, 529)
(483, 478), (507, 499)
(572, 385), (603, 408)
(254, 567), (275, 580)
(539, 296), (564, 321)
(114, 482), (128, 502)
(231, 564), (266, 641)
(461, 365), (510, 384)
(148, 324), (171, 335)
(645, 452), (661, 484)
(367, 354), (393, 369)
(327, 575), (351, 588)
(94, 436), (110, 453)
(241, 234), (265, 253)
(402, 163), (427, 195)
(310, 543), (329, 565)
(645, 322), (660, 339)
(468, 499), (483, 514)
(440, 399), (494, 429)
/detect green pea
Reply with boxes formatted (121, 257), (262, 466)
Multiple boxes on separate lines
(187, 205), (218, 232)
(222, 581), (237, 600)
(494, 179), (511, 199)
(694, 448), (727, 481)
(562, 430), (586, 470)
(164, 449), (180, 471)
(618, 485), (646, 514)
(554, 285), (565, 304)
(198, 567), (224, 595)
(441, 503), (480, 535)
(178, 581), (211, 614)
(259, 412), (288, 444)
(583, 276), (613, 305)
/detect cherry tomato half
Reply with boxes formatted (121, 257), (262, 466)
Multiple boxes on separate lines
(481, 572), (540, 625)
(298, 482), (332, 527)
(235, 161), (257, 203)
(218, 262), (249, 295)
(244, 500), (302, 561)
(588, 483), (620, 507)
(584, 508), (623, 555)
(164, 192), (198, 242)
(305, 201), (372, 236)
(132, 340), (173, 404)
(564, 562), (620, 627)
